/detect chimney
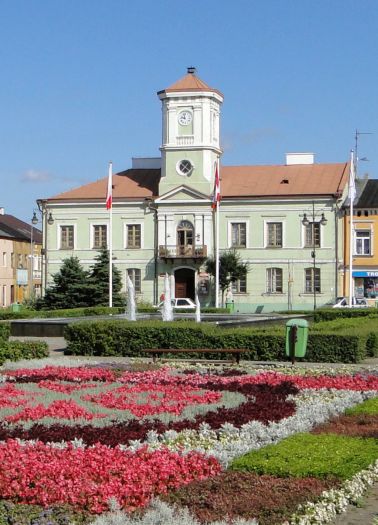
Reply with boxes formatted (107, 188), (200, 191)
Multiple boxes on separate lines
(187, 66), (196, 75)
(0, 207), (4, 215)
(286, 153), (315, 165)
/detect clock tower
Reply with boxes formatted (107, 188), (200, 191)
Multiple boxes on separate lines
(157, 67), (224, 196)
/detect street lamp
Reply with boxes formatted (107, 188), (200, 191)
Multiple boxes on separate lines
(302, 203), (328, 311)
(31, 208), (54, 296)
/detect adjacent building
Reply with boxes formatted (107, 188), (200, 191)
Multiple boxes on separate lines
(343, 179), (378, 304)
(0, 208), (42, 306)
(39, 68), (350, 312)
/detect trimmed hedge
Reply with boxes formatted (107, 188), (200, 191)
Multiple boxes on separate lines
(0, 323), (10, 344)
(314, 308), (378, 322)
(0, 305), (228, 321)
(0, 341), (49, 365)
(64, 320), (363, 363)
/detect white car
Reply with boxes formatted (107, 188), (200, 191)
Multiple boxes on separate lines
(157, 298), (196, 310)
(332, 297), (369, 308)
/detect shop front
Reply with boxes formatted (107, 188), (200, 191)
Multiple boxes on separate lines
(353, 271), (378, 300)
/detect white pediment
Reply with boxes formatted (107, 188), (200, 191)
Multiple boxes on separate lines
(156, 185), (210, 203)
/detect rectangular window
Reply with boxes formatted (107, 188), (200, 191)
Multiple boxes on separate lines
(2, 252), (6, 266)
(231, 276), (247, 294)
(305, 268), (321, 293)
(304, 222), (320, 248)
(17, 254), (23, 268)
(127, 224), (141, 249)
(355, 230), (371, 255)
(231, 223), (246, 248)
(93, 225), (107, 249)
(266, 268), (283, 293)
(60, 226), (74, 250)
(267, 223), (283, 247)
(127, 268), (141, 293)
(10, 253), (14, 268)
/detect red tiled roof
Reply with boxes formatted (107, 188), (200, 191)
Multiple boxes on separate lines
(158, 73), (223, 98)
(45, 162), (348, 203)
(47, 169), (160, 202)
(221, 162), (349, 197)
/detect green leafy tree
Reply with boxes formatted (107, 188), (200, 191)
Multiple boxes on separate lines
(205, 250), (249, 306)
(88, 246), (124, 306)
(37, 256), (93, 310)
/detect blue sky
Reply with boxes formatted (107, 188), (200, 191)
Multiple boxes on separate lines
(1, 0), (377, 223)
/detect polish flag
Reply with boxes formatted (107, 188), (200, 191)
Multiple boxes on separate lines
(212, 163), (221, 209)
(106, 162), (112, 210)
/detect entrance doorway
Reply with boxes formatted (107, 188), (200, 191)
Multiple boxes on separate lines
(174, 268), (195, 299)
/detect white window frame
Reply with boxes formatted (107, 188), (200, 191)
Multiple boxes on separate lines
(90, 223), (108, 249)
(231, 275), (247, 294)
(266, 267), (283, 293)
(354, 229), (372, 256)
(302, 221), (322, 249)
(304, 267), (321, 293)
(57, 224), (76, 250)
(126, 268), (142, 293)
(264, 221), (284, 248)
(228, 220), (249, 249)
(124, 222), (144, 249)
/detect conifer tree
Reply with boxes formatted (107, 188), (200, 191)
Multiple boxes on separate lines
(38, 256), (93, 310)
(88, 246), (124, 306)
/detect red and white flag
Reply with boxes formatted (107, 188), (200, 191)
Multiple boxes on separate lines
(106, 162), (112, 210)
(212, 163), (221, 209)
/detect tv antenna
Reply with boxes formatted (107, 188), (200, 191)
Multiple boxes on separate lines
(354, 129), (373, 177)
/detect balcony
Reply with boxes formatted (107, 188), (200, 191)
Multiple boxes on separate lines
(159, 245), (207, 260)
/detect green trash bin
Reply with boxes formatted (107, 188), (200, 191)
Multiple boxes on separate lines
(285, 319), (309, 362)
(226, 300), (234, 313)
(11, 303), (21, 313)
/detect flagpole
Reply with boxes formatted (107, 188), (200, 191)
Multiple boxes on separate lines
(348, 150), (355, 307)
(108, 161), (113, 308)
(215, 158), (220, 308)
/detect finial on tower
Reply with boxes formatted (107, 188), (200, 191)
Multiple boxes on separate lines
(187, 66), (196, 75)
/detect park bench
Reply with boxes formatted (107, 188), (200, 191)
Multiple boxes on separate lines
(145, 348), (250, 364)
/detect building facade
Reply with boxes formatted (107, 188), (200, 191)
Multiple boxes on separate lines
(39, 69), (350, 312)
(343, 179), (378, 305)
(0, 208), (42, 306)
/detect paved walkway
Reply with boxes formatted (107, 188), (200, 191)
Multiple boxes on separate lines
(7, 335), (378, 523)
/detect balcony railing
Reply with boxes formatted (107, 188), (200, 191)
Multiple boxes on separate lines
(159, 245), (207, 259)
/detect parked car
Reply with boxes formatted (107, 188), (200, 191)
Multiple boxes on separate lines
(156, 298), (196, 310)
(332, 297), (369, 308)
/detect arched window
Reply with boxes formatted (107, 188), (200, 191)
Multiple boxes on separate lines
(177, 220), (194, 255)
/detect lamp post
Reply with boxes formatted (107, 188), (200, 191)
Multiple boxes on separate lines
(32, 208), (54, 296)
(29, 210), (41, 300)
(302, 202), (328, 310)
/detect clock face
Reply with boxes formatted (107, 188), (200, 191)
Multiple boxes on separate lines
(178, 110), (192, 126)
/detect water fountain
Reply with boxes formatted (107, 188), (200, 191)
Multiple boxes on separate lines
(162, 273), (174, 321)
(126, 274), (136, 321)
(195, 293), (201, 323)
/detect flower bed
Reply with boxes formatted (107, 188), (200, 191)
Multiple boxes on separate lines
(0, 364), (377, 524)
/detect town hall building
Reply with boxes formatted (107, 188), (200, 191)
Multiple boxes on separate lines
(38, 68), (350, 312)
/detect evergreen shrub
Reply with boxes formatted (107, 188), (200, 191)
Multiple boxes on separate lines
(0, 323), (10, 343)
(0, 341), (49, 365)
(230, 432), (378, 481)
